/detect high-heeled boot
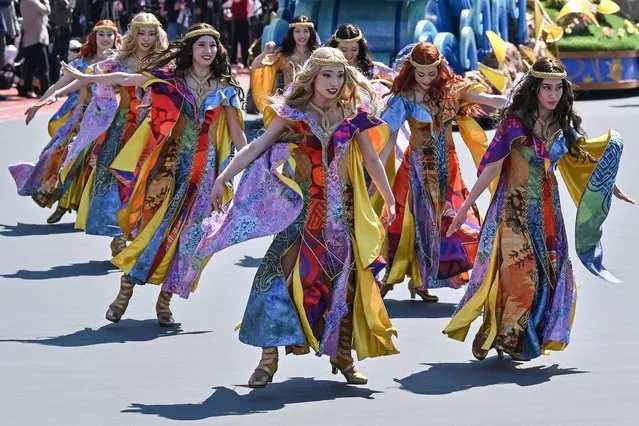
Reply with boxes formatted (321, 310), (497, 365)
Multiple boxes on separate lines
(110, 236), (127, 257)
(248, 347), (279, 388)
(105, 276), (134, 323)
(155, 291), (175, 327)
(47, 206), (70, 224)
(408, 280), (439, 302)
(329, 312), (368, 385)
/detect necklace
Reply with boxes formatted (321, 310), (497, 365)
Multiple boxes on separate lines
(308, 100), (342, 141)
(187, 68), (214, 98)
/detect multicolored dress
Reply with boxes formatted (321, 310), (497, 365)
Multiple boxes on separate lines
(74, 56), (152, 237)
(8, 57), (106, 213)
(444, 116), (623, 360)
(250, 51), (310, 113)
(110, 68), (243, 291)
(381, 81), (490, 290)
(184, 103), (398, 360)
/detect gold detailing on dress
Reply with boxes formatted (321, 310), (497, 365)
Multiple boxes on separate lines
(308, 101), (344, 142)
(530, 69), (566, 80)
(329, 312), (368, 384)
(156, 291), (175, 327)
(248, 347), (279, 388)
(187, 68), (214, 98)
(289, 22), (315, 29)
(535, 116), (560, 149)
(105, 276), (135, 323)
(184, 27), (221, 40)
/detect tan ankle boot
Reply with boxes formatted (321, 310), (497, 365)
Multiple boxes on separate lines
(155, 291), (175, 327)
(105, 276), (134, 323)
(248, 347), (279, 388)
(329, 312), (368, 385)
(110, 236), (127, 257)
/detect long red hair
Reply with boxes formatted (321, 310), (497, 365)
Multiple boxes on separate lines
(390, 42), (463, 103)
(78, 20), (121, 59)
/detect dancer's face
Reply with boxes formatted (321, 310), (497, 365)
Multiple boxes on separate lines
(293, 27), (311, 48)
(338, 41), (359, 65)
(414, 66), (438, 90)
(192, 36), (218, 68)
(96, 30), (116, 52)
(136, 26), (158, 54)
(314, 66), (345, 101)
(537, 79), (563, 111)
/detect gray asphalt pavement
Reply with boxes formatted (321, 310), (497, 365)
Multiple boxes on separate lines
(1, 91), (639, 425)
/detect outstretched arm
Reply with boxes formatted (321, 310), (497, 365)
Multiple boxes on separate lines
(210, 116), (288, 211)
(358, 130), (396, 225)
(446, 159), (503, 236)
(224, 106), (248, 150)
(60, 61), (150, 88)
(462, 90), (507, 110)
(250, 41), (276, 69)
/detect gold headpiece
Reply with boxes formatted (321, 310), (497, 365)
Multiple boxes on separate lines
(184, 27), (221, 40)
(310, 56), (348, 66)
(334, 31), (363, 43)
(93, 24), (118, 33)
(289, 22), (315, 29)
(530, 69), (567, 80)
(408, 44), (441, 69)
(129, 21), (162, 30)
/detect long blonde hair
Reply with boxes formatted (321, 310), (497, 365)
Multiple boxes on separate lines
(117, 13), (168, 60)
(275, 47), (380, 118)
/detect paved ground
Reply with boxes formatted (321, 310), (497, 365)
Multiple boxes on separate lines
(1, 88), (638, 425)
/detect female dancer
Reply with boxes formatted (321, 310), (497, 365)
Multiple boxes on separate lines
(444, 58), (633, 361)
(60, 23), (246, 326)
(187, 47), (398, 388)
(9, 21), (121, 224)
(379, 42), (506, 302)
(249, 15), (319, 113)
(43, 12), (169, 256)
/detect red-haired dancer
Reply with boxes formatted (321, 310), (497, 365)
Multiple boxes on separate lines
(378, 42), (506, 302)
(11, 21), (121, 224)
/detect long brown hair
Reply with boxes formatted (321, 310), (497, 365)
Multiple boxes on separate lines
(501, 57), (585, 155)
(141, 23), (244, 102)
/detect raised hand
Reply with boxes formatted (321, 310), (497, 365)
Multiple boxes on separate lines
(264, 41), (276, 54)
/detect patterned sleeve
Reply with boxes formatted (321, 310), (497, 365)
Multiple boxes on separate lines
(477, 116), (527, 175)
(381, 95), (410, 134)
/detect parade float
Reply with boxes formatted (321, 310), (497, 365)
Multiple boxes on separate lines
(258, 0), (639, 91)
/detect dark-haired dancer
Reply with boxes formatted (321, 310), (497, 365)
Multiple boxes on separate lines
(444, 58), (633, 361)
(249, 15), (319, 113)
(59, 23), (247, 326)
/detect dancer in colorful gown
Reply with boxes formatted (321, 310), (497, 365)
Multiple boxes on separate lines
(249, 15), (319, 113)
(43, 13), (169, 257)
(9, 21), (121, 224)
(60, 23), (246, 326)
(379, 42), (506, 302)
(444, 58), (633, 361)
(187, 47), (398, 388)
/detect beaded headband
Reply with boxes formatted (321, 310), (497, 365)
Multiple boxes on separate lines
(184, 27), (221, 40)
(408, 44), (441, 69)
(289, 22), (314, 29)
(93, 24), (118, 33)
(334, 31), (363, 43)
(129, 21), (162, 30)
(310, 56), (348, 66)
(530, 69), (567, 80)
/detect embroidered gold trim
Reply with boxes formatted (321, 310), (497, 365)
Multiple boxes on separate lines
(184, 28), (221, 40)
(530, 69), (567, 80)
(289, 22), (315, 29)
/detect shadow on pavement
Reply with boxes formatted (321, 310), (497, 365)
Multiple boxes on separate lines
(383, 299), (457, 319)
(0, 319), (211, 347)
(235, 255), (263, 268)
(122, 377), (380, 420)
(394, 358), (587, 395)
(0, 222), (81, 237)
(1, 260), (116, 280)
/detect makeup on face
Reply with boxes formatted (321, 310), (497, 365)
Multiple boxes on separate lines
(293, 27), (311, 47)
(338, 41), (359, 65)
(192, 36), (218, 67)
(137, 26), (158, 53)
(414, 67), (438, 90)
(538, 79), (563, 111)
(314, 66), (345, 102)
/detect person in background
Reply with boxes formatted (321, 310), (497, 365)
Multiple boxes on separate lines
(50, 0), (76, 81)
(229, 0), (249, 67)
(20, 0), (52, 98)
